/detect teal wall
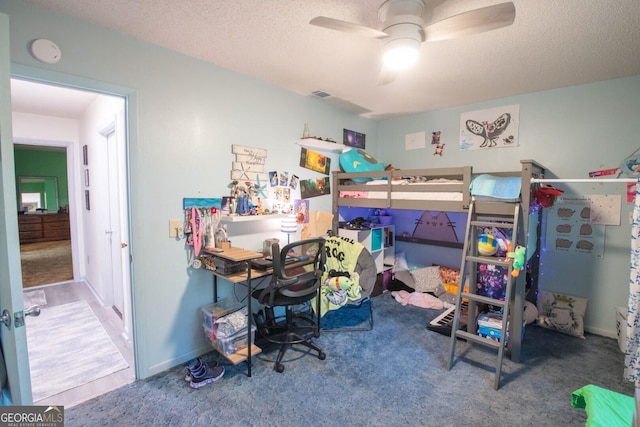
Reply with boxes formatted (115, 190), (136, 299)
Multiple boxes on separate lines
(0, 1), (377, 379)
(13, 146), (68, 210)
(1, 0), (638, 380)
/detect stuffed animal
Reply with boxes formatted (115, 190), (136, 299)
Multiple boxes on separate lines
(506, 245), (526, 277)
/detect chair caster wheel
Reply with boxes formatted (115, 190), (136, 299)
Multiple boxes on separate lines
(275, 364), (285, 373)
(318, 352), (326, 360)
(313, 331), (320, 338)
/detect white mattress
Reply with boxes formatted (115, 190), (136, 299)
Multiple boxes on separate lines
(340, 178), (464, 201)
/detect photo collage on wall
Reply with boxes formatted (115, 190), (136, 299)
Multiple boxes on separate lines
(268, 170), (299, 214)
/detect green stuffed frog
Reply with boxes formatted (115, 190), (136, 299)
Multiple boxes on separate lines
(507, 245), (526, 277)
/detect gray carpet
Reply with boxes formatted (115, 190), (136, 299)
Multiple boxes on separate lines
(65, 294), (634, 426)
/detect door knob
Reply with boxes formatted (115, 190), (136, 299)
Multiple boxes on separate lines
(0, 310), (10, 328)
(14, 305), (40, 328)
(24, 305), (41, 318)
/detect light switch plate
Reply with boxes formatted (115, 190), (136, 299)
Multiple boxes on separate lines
(169, 220), (182, 238)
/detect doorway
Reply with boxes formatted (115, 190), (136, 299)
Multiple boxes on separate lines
(11, 78), (135, 406)
(14, 144), (73, 288)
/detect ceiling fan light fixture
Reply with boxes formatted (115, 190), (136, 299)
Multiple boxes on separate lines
(383, 37), (420, 70)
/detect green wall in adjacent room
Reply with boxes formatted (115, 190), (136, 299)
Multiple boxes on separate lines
(13, 146), (68, 211)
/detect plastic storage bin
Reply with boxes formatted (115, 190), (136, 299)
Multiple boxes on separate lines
(205, 324), (256, 356)
(201, 299), (244, 329)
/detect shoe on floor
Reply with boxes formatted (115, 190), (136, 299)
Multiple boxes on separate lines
(184, 358), (219, 382)
(184, 357), (204, 381)
(189, 363), (225, 389)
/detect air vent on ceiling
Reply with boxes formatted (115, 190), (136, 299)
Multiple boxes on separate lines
(310, 90), (332, 99)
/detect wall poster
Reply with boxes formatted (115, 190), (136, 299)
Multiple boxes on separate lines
(460, 104), (520, 150)
(546, 195), (605, 257)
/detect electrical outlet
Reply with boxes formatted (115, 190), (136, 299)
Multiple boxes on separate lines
(169, 219), (182, 238)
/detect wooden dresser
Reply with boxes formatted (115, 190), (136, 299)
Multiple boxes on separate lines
(18, 213), (70, 244)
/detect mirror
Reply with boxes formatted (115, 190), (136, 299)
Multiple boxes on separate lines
(18, 176), (59, 213)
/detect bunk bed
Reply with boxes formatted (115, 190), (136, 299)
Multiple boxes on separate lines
(331, 159), (546, 363)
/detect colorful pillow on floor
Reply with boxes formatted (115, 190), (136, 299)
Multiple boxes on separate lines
(439, 267), (461, 292)
(537, 290), (588, 338)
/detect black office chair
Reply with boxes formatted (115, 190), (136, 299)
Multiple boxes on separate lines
(252, 237), (326, 373)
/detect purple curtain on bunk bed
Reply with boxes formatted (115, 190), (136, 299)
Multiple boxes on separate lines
(625, 176), (640, 385)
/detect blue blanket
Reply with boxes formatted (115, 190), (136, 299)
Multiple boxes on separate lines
(470, 174), (521, 199)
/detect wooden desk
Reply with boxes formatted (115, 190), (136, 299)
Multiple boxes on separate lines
(205, 247), (264, 377)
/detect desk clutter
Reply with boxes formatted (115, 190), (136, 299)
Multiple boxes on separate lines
(192, 251), (247, 274)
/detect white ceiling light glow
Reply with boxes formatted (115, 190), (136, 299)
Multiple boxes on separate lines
(383, 34), (421, 70)
(379, 1), (425, 71)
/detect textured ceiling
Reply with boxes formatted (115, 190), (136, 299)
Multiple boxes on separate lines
(17, 0), (640, 119)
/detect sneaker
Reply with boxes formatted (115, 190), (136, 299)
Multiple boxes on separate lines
(184, 358), (219, 382)
(189, 363), (225, 389)
(184, 358), (204, 381)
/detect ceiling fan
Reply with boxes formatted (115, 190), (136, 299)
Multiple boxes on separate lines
(310, 0), (516, 85)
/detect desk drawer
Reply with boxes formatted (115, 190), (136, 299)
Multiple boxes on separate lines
(20, 231), (43, 240)
(44, 228), (70, 239)
(19, 223), (42, 232)
(18, 215), (41, 224)
(43, 221), (69, 231)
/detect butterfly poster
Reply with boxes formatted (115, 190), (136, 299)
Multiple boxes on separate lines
(459, 104), (520, 150)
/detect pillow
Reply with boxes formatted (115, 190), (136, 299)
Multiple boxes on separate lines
(394, 251), (409, 272)
(537, 290), (588, 338)
(393, 269), (416, 290)
(411, 266), (444, 294)
(439, 267), (460, 287)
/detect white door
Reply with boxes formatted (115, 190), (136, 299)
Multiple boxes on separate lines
(105, 130), (123, 320)
(97, 108), (131, 339)
(0, 11), (33, 404)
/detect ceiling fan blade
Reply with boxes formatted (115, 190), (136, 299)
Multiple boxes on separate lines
(310, 16), (389, 38)
(377, 66), (398, 86)
(424, 2), (515, 42)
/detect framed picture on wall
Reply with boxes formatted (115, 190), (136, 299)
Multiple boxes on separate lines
(85, 190), (90, 211)
(343, 128), (366, 149)
(82, 145), (88, 165)
(84, 169), (90, 187)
